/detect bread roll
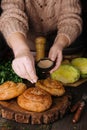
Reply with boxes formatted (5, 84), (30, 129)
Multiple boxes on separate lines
(17, 87), (52, 112)
(35, 78), (65, 96)
(0, 81), (27, 100)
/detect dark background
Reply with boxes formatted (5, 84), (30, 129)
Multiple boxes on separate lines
(81, 0), (87, 45)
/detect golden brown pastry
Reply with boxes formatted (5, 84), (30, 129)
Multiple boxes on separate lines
(0, 81), (27, 100)
(35, 78), (65, 96)
(17, 87), (52, 112)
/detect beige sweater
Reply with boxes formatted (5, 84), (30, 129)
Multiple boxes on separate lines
(0, 0), (82, 45)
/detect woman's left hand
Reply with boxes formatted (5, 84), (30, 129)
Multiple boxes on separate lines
(48, 43), (63, 73)
(48, 35), (69, 73)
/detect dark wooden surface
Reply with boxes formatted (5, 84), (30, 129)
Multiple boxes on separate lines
(0, 81), (87, 130)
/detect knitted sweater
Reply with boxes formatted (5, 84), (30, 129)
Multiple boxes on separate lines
(0, 0), (82, 44)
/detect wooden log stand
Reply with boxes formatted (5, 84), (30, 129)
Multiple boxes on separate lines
(0, 93), (71, 124)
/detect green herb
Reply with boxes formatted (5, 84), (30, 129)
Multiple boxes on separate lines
(0, 59), (23, 84)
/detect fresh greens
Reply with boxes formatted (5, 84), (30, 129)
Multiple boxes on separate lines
(0, 59), (23, 84)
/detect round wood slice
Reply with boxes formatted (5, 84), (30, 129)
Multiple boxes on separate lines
(0, 94), (71, 124)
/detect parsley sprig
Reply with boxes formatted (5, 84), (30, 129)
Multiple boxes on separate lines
(0, 60), (23, 84)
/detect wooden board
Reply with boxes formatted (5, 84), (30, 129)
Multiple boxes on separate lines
(0, 94), (71, 124)
(63, 78), (87, 87)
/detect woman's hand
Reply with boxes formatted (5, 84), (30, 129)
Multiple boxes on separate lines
(48, 34), (69, 73)
(12, 51), (38, 83)
(7, 32), (38, 83)
(48, 43), (63, 73)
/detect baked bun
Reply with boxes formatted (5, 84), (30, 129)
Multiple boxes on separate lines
(0, 81), (27, 100)
(35, 78), (65, 96)
(17, 87), (52, 112)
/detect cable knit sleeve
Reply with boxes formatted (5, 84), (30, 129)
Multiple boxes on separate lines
(57, 0), (82, 45)
(0, 0), (29, 40)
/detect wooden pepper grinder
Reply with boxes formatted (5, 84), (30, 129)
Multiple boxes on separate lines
(35, 36), (46, 62)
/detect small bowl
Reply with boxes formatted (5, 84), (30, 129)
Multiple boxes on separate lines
(36, 58), (55, 72)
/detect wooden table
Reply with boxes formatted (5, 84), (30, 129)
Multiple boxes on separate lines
(0, 81), (87, 130)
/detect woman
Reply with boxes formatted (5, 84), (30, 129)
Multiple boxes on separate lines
(0, 0), (82, 83)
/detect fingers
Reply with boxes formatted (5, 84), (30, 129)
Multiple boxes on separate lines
(12, 57), (38, 83)
(49, 46), (63, 73)
(24, 59), (38, 83)
(50, 52), (62, 73)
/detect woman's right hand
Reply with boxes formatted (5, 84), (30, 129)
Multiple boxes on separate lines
(12, 51), (38, 83)
(7, 32), (38, 83)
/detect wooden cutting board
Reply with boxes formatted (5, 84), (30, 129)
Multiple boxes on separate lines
(0, 93), (71, 124)
(63, 78), (87, 87)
